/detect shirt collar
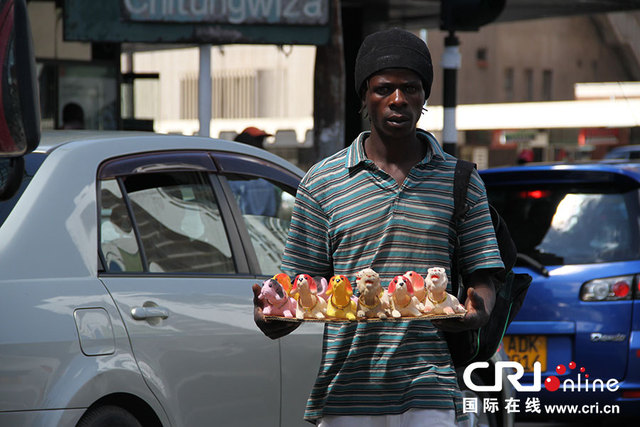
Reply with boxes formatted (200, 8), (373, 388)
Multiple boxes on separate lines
(345, 128), (446, 169)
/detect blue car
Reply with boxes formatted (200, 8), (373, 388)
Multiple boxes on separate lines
(480, 162), (640, 420)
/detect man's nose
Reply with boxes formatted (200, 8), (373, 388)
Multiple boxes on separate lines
(391, 88), (407, 104)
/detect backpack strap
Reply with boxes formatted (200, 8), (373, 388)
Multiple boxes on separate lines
(453, 160), (476, 220)
(451, 159), (477, 298)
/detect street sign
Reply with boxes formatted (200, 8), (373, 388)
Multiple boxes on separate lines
(64, 0), (331, 45)
(122, 0), (328, 25)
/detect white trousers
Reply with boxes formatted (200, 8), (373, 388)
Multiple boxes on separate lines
(318, 409), (466, 427)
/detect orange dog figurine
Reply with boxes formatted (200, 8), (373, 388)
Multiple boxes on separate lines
(272, 273), (292, 295)
(325, 275), (357, 320)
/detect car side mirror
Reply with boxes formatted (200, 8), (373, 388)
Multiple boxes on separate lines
(0, 0), (40, 200)
(0, 0), (40, 157)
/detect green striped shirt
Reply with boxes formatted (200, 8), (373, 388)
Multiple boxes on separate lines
(281, 129), (503, 423)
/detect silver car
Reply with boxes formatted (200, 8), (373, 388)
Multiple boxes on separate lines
(0, 131), (323, 427)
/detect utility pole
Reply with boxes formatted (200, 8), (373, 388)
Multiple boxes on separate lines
(198, 45), (212, 137)
(442, 31), (460, 157)
(439, 0), (506, 157)
(313, 0), (345, 160)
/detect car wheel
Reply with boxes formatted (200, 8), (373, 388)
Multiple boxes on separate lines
(76, 405), (143, 427)
(458, 372), (499, 427)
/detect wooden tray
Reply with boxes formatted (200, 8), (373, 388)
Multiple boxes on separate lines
(265, 313), (465, 323)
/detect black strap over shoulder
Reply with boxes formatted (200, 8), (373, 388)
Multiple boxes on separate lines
(451, 159), (477, 298)
(453, 159), (476, 221)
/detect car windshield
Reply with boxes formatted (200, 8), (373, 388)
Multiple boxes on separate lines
(487, 183), (640, 266)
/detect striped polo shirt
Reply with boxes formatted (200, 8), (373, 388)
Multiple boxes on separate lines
(281, 129), (503, 423)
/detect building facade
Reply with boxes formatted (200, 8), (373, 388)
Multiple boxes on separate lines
(28, 1), (640, 169)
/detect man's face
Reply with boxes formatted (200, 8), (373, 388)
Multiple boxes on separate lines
(363, 68), (425, 139)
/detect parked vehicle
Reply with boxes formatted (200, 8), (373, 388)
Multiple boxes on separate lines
(0, 131), (516, 427)
(480, 161), (640, 419)
(0, 131), (324, 427)
(603, 145), (640, 160)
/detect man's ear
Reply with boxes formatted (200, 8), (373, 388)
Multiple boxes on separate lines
(358, 84), (368, 114)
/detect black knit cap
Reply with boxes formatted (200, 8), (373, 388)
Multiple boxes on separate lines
(355, 28), (433, 100)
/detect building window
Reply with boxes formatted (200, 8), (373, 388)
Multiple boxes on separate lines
(180, 68), (290, 119)
(525, 68), (534, 101)
(504, 67), (514, 101)
(37, 61), (118, 130)
(476, 48), (488, 68)
(180, 69), (258, 120)
(542, 69), (553, 101)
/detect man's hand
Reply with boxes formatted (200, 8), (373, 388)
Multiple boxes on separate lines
(252, 283), (300, 339)
(431, 270), (496, 333)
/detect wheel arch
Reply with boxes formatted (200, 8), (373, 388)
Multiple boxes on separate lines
(79, 393), (164, 427)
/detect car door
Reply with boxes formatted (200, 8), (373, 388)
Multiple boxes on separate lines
(215, 153), (325, 427)
(97, 151), (280, 427)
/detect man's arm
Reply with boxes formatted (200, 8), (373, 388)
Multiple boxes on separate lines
(431, 269), (496, 332)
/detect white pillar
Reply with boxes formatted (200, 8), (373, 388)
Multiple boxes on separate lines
(198, 45), (212, 137)
(442, 33), (460, 156)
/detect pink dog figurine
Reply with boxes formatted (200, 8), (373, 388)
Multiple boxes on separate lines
(258, 278), (297, 318)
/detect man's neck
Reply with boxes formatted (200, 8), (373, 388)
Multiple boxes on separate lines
(363, 130), (426, 184)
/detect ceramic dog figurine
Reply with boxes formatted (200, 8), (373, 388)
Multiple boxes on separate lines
(258, 278), (297, 318)
(388, 275), (424, 318)
(422, 267), (466, 315)
(272, 273), (292, 295)
(404, 270), (427, 304)
(325, 275), (358, 320)
(355, 268), (391, 320)
(314, 276), (330, 301)
(291, 274), (327, 319)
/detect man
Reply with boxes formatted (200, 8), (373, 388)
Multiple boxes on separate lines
(253, 28), (503, 426)
(230, 126), (278, 216)
(61, 102), (85, 129)
(234, 126), (272, 148)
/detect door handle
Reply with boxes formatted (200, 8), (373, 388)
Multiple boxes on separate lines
(131, 306), (170, 320)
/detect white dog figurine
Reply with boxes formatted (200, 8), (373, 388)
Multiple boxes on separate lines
(355, 268), (391, 320)
(422, 267), (466, 315)
(291, 274), (327, 320)
(388, 275), (424, 318)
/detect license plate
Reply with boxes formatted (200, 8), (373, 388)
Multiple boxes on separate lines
(503, 335), (547, 372)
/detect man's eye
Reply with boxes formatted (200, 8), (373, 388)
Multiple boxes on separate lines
(404, 86), (418, 94)
(374, 87), (392, 95)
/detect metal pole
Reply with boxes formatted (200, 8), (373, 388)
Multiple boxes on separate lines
(442, 31), (460, 156)
(313, 0), (345, 160)
(198, 45), (212, 137)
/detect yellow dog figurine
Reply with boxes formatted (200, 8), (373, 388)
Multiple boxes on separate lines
(325, 275), (357, 320)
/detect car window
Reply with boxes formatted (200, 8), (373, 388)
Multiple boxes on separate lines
(100, 179), (144, 272)
(226, 174), (295, 274)
(0, 152), (46, 228)
(100, 171), (236, 274)
(487, 184), (640, 265)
